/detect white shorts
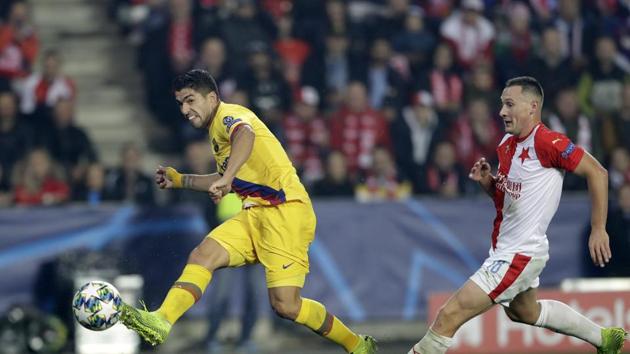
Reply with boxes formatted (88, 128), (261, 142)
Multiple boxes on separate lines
(470, 253), (548, 304)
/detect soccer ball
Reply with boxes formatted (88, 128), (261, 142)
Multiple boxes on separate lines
(72, 281), (123, 331)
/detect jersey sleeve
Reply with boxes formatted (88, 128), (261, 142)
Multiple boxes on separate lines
(535, 129), (585, 172)
(219, 114), (253, 142)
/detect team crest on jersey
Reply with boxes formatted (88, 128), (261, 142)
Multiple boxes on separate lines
(222, 116), (242, 133)
(561, 142), (575, 159)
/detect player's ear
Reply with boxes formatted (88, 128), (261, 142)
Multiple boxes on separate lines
(207, 90), (219, 103)
(530, 100), (537, 116)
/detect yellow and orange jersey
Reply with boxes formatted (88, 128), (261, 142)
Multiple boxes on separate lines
(209, 102), (309, 206)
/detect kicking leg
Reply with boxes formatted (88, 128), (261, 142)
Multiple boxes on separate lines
(120, 237), (229, 345)
(409, 280), (494, 354)
(268, 286), (376, 354)
(157, 237), (228, 323)
(505, 288), (627, 353)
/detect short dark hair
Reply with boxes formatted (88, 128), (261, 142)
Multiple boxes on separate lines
(505, 76), (544, 104)
(173, 69), (220, 97)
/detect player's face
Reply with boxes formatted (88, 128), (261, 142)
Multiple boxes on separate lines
(175, 88), (218, 129)
(499, 86), (537, 136)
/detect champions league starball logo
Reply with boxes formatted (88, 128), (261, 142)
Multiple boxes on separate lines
(222, 116), (242, 133)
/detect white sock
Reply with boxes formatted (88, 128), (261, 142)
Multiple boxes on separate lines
(408, 328), (453, 354)
(534, 300), (602, 347)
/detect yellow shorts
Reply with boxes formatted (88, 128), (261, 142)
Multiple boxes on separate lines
(208, 200), (316, 288)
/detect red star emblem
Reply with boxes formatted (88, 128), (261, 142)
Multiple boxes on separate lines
(519, 147), (530, 164)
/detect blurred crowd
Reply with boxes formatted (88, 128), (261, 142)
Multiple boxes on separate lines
(0, 0), (629, 210)
(110, 0), (630, 203)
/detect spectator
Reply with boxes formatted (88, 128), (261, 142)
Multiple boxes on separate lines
(219, 0), (277, 75)
(425, 141), (465, 198)
(104, 143), (155, 205)
(464, 63), (499, 107)
(355, 146), (411, 202)
(450, 98), (501, 172)
(237, 42), (292, 138)
(282, 86), (328, 186)
(356, 37), (407, 111)
(167, 0), (196, 75)
(329, 81), (391, 176)
(609, 147), (630, 192)
(195, 37), (236, 101)
(13, 148), (69, 206)
(19, 49), (76, 121)
(368, 0), (411, 41)
(0, 1), (38, 80)
(439, 0), (494, 71)
(41, 98), (97, 186)
(0, 90), (32, 194)
(323, 0), (366, 56)
(273, 14), (311, 96)
(547, 87), (598, 156)
(289, 0), (326, 48)
(613, 83), (630, 152)
(137, 0), (198, 151)
(189, 36), (237, 142)
(553, 0), (596, 70)
(603, 184), (630, 276)
(582, 183), (630, 277)
(390, 90), (438, 193)
(71, 162), (109, 206)
(495, 2), (536, 85)
(578, 36), (629, 118)
(417, 42), (463, 121)
(301, 31), (355, 112)
(391, 6), (436, 77)
(311, 150), (355, 197)
(528, 27), (578, 108)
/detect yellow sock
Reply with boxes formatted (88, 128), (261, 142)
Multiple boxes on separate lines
(295, 298), (360, 353)
(157, 264), (212, 324)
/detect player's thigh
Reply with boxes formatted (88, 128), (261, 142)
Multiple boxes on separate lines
(471, 254), (547, 304)
(504, 287), (540, 324)
(207, 209), (257, 268)
(432, 280), (494, 335)
(254, 202), (316, 289)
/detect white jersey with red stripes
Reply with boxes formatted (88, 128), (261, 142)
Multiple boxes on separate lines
(489, 123), (585, 259)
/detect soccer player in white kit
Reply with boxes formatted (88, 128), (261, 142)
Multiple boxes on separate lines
(408, 77), (627, 354)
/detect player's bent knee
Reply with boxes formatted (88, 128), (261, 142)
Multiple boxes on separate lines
(504, 305), (538, 324)
(504, 306), (522, 322)
(270, 297), (301, 320)
(433, 304), (461, 335)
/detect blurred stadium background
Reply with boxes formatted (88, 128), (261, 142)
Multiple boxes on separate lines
(0, 0), (629, 353)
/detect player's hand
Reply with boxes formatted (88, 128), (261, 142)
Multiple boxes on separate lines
(209, 176), (232, 203)
(588, 228), (611, 268)
(468, 157), (492, 181)
(155, 166), (180, 189)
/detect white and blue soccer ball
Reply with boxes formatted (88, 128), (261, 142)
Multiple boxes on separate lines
(72, 281), (122, 331)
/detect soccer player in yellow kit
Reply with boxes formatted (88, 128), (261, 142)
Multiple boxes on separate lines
(119, 69), (377, 354)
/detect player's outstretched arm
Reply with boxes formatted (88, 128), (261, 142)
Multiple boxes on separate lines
(573, 151), (611, 268)
(469, 157), (496, 198)
(155, 165), (221, 192)
(208, 124), (255, 201)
